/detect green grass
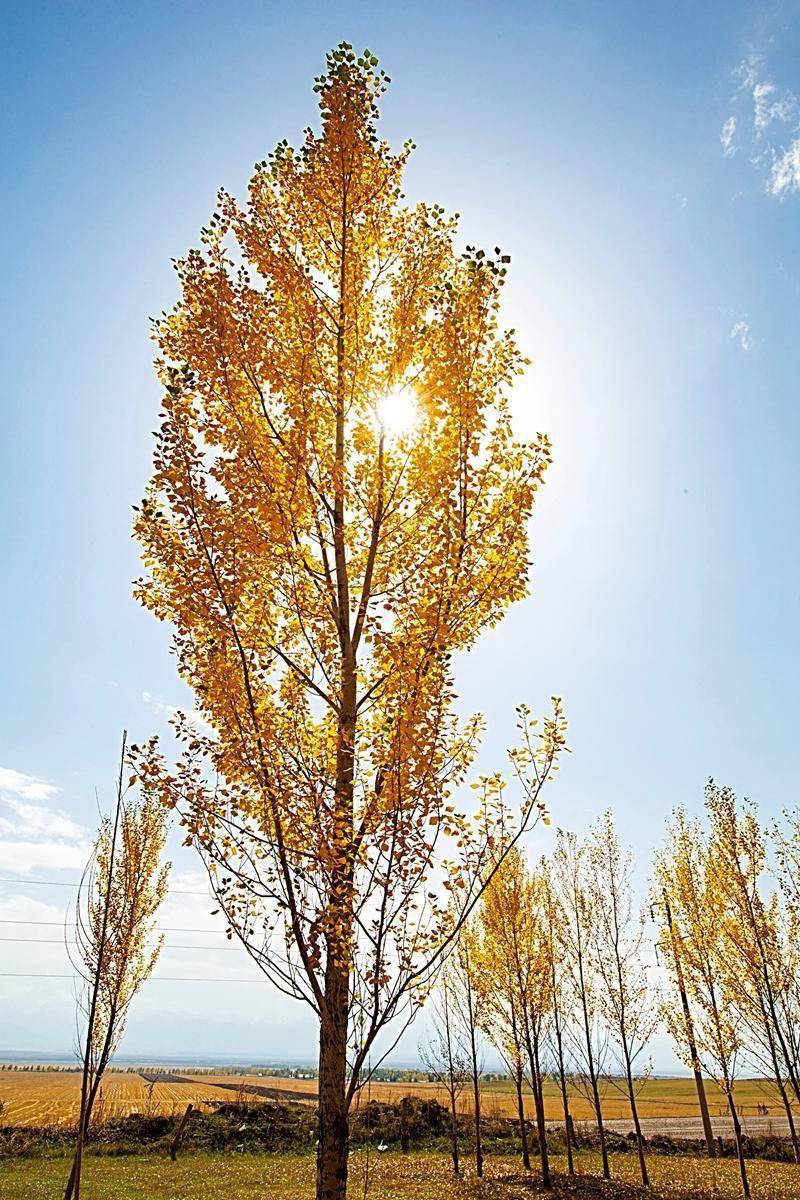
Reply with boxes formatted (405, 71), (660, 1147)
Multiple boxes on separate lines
(3, 1150), (800, 1200)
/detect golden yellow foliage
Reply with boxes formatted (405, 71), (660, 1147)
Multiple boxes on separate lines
(132, 42), (566, 1200)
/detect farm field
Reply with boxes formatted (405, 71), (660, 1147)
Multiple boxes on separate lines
(3, 1150), (800, 1200)
(186, 1072), (799, 1125)
(0, 1070), (237, 1127)
(4, 1068), (797, 1137)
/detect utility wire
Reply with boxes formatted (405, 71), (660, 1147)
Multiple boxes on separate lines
(0, 972), (264, 984)
(0, 920), (225, 934)
(0, 938), (238, 951)
(0, 877), (210, 896)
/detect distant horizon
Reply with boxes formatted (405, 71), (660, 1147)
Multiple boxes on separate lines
(0, 1051), (751, 1082)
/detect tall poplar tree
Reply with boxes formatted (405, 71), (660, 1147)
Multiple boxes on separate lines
(134, 44), (566, 1200)
(656, 810), (751, 1199)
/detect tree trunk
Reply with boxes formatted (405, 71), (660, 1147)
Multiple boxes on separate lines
(550, 969), (574, 1176)
(449, 1091), (460, 1175)
(588, 1067), (609, 1180)
(776, 1076), (800, 1162)
(725, 1088), (751, 1200)
(691, 1056), (716, 1158)
(65, 1018), (118, 1200)
(316, 964), (350, 1200)
(663, 890), (715, 1158)
(530, 1033), (551, 1189)
(514, 1070), (531, 1170)
(470, 1044), (483, 1178)
(523, 1021), (551, 1189)
(65, 1073), (99, 1200)
(577, 978), (609, 1180)
(761, 1010), (800, 1163)
(623, 1055), (648, 1188)
(64, 1153), (79, 1200)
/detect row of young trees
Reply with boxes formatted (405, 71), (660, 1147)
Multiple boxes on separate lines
(423, 814), (654, 1190)
(424, 786), (800, 1199)
(655, 783), (800, 1198)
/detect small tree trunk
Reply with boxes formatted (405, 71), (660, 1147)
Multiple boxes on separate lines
(760, 1007), (800, 1164)
(663, 890), (716, 1158)
(514, 1070), (531, 1170)
(623, 1056), (648, 1188)
(67, 735), (127, 1200)
(573, 955), (609, 1180)
(65, 1079), (100, 1200)
(530, 1034), (551, 1190)
(471, 1071), (483, 1177)
(776, 1077), (800, 1162)
(590, 1073), (609, 1179)
(725, 1089), (751, 1200)
(692, 1058), (717, 1158)
(550, 974), (574, 1176)
(577, 980), (609, 1180)
(449, 1091), (460, 1175)
(560, 1082), (575, 1174)
(316, 964), (350, 1200)
(523, 1022), (551, 1190)
(467, 1015), (483, 1177)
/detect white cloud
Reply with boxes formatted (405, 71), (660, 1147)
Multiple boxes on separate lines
(0, 893), (65, 923)
(721, 115), (737, 157)
(753, 81), (796, 131)
(0, 795), (84, 843)
(0, 766), (89, 876)
(0, 839), (88, 873)
(142, 691), (214, 736)
(769, 138), (800, 197)
(724, 54), (799, 200)
(0, 767), (60, 802)
(730, 319), (756, 351)
(737, 54), (760, 92)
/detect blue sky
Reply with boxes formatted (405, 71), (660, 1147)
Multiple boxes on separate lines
(1, 0), (798, 1067)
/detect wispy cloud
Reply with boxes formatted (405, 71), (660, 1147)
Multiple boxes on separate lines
(142, 691), (214, 736)
(0, 767), (60, 802)
(769, 138), (800, 197)
(0, 767), (89, 873)
(721, 115), (737, 157)
(0, 795), (84, 843)
(722, 53), (800, 199)
(730, 319), (757, 351)
(753, 80), (796, 131)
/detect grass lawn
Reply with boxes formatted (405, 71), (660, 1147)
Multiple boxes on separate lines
(3, 1150), (800, 1200)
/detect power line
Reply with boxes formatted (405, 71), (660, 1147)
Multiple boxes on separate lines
(0, 920), (225, 934)
(0, 938), (239, 951)
(0, 877), (210, 896)
(0, 972), (265, 984)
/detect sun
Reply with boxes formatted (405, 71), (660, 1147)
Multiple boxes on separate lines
(376, 386), (419, 437)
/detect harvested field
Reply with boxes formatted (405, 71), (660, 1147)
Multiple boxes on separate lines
(185, 1073), (799, 1128)
(3, 1069), (797, 1139)
(0, 1070), (237, 1127)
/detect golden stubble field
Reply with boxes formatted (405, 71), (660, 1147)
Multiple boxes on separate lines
(183, 1072), (788, 1122)
(0, 1069), (793, 1129)
(0, 1070), (238, 1127)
